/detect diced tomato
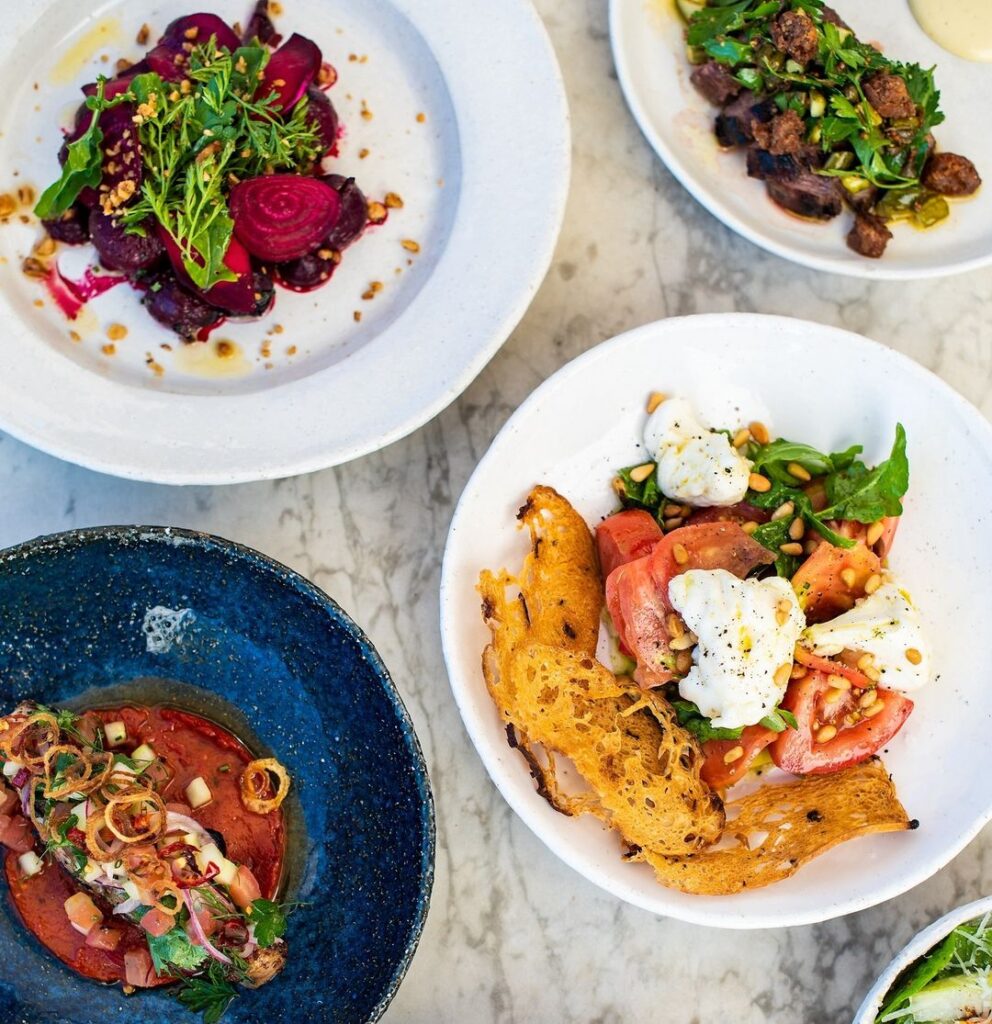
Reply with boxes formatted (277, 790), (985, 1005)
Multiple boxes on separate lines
(791, 540), (880, 623)
(229, 864), (262, 910)
(85, 924), (123, 951)
(793, 646), (873, 690)
(165, 802), (192, 816)
(64, 892), (103, 936)
(701, 724), (779, 790)
(771, 670), (914, 775)
(0, 814), (35, 855)
(595, 510), (663, 579)
(185, 906), (218, 944)
(0, 783), (17, 816)
(124, 947), (158, 988)
(140, 907), (176, 938)
(685, 502), (770, 527)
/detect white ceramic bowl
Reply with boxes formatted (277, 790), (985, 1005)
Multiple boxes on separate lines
(854, 895), (992, 1024)
(610, 0), (992, 279)
(0, 0), (569, 483)
(440, 312), (992, 928)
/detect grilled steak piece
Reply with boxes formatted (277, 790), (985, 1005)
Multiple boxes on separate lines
(847, 213), (893, 258)
(922, 152), (982, 196)
(690, 61), (742, 106)
(746, 149), (800, 181)
(766, 172), (843, 219)
(843, 183), (881, 215)
(751, 109), (805, 156)
(863, 73), (916, 119)
(715, 92), (775, 148)
(771, 10), (819, 64)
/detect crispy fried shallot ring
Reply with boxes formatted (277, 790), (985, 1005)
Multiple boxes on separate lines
(85, 808), (126, 863)
(147, 878), (184, 917)
(42, 744), (93, 799)
(2, 712), (59, 767)
(240, 758), (291, 815)
(104, 788), (166, 844)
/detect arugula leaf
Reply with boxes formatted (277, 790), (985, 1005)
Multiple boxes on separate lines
(616, 464), (662, 515)
(248, 898), (288, 948)
(672, 700), (743, 742)
(147, 925), (209, 975)
(823, 424), (909, 524)
(749, 438), (862, 486)
(747, 482), (856, 550)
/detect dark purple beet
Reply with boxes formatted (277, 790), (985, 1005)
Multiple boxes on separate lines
(143, 273), (225, 339)
(89, 209), (165, 272)
(306, 87), (338, 155)
(43, 203), (90, 245)
(323, 175), (368, 250)
(247, 271), (276, 317)
(147, 14), (241, 81)
(243, 0), (283, 46)
(274, 250), (337, 291)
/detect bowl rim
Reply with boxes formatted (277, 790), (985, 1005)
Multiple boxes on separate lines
(0, 523), (436, 1024)
(440, 311), (992, 929)
(853, 894), (992, 1023)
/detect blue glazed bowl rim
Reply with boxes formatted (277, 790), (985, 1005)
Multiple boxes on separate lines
(0, 523), (436, 1024)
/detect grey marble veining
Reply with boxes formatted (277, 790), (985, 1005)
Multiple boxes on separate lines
(2, 2), (992, 1022)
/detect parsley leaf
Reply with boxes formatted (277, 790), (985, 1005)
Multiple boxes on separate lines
(147, 925), (209, 975)
(248, 898), (288, 948)
(174, 962), (238, 1024)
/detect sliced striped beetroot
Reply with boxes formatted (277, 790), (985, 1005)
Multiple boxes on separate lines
(258, 33), (322, 111)
(230, 174), (341, 262)
(158, 228), (256, 315)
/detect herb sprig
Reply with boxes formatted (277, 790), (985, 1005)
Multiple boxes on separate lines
(673, 698), (797, 741)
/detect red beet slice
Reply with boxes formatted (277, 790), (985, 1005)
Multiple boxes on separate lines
(89, 210), (165, 272)
(230, 174), (340, 262)
(147, 14), (241, 80)
(306, 87), (339, 155)
(158, 228), (256, 314)
(258, 33), (322, 111)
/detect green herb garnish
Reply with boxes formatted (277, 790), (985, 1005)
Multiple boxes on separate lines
(41, 813), (86, 873)
(673, 699), (797, 741)
(174, 961), (239, 1024)
(247, 898), (289, 948)
(147, 923), (210, 975)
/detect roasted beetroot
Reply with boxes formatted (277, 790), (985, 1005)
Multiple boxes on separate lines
(230, 174), (341, 262)
(159, 229), (256, 314)
(306, 87), (339, 155)
(89, 210), (165, 272)
(143, 273), (225, 339)
(274, 250), (338, 292)
(243, 0), (282, 46)
(43, 204), (90, 245)
(259, 33), (322, 111)
(324, 175), (368, 251)
(147, 14), (241, 81)
(247, 271), (276, 317)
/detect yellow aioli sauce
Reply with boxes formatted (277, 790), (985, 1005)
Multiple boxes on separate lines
(49, 19), (123, 85)
(910, 0), (992, 62)
(172, 339), (253, 379)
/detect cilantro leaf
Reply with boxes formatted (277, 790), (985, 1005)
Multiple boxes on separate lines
(146, 925), (209, 975)
(248, 898), (288, 948)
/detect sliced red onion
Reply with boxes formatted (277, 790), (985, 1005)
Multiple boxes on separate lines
(113, 896), (142, 916)
(12, 768), (29, 789)
(182, 889), (232, 965)
(165, 811), (213, 847)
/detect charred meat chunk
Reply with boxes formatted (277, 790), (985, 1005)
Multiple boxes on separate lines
(715, 92), (775, 148)
(771, 10), (819, 64)
(847, 213), (893, 258)
(751, 109), (805, 156)
(690, 61), (741, 107)
(863, 73), (916, 120)
(922, 152), (982, 196)
(766, 172), (843, 220)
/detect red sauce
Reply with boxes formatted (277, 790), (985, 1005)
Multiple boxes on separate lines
(3, 705), (285, 985)
(44, 264), (126, 320)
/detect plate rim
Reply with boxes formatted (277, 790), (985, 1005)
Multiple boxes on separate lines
(0, 523), (436, 1023)
(607, 0), (992, 281)
(440, 311), (992, 929)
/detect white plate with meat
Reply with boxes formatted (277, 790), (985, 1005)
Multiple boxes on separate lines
(610, 0), (992, 278)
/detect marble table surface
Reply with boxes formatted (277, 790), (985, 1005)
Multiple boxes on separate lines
(4, 3), (992, 1022)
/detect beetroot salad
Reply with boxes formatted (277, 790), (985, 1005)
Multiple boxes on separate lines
(34, 5), (371, 340)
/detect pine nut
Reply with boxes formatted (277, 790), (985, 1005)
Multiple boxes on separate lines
(864, 573), (882, 595)
(732, 428), (751, 448)
(775, 599), (792, 626)
(864, 699), (885, 718)
(773, 663), (792, 688)
(666, 613), (685, 639)
(675, 651), (692, 675)
(859, 690), (878, 709)
(771, 501), (795, 522)
(825, 688), (845, 704)
(787, 462), (812, 482)
(788, 517), (805, 541)
(629, 462), (655, 484)
(840, 568), (857, 588)
(664, 503), (685, 518)
(863, 665), (881, 683)
(723, 745), (745, 764)
(866, 521), (885, 546)
(669, 633), (696, 652)
(827, 674), (851, 691)
(748, 473), (771, 493)
(905, 647), (922, 665)
(749, 421), (770, 445)
(790, 663), (808, 680)
(646, 391), (666, 414)
(672, 543), (689, 565)
(780, 542), (804, 556)
(856, 653), (875, 672)
(741, 521), (760, 535)
(816, 725), (837, 743)
(663, 517), (683, 532)
(612, 477), (626, 497)
(804, 539), (819, 555)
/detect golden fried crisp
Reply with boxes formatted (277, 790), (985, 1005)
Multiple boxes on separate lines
(508, 643), (724, 852)
(634, 758), (911, 894)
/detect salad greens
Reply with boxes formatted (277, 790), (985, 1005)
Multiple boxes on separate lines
(673, 698), (797, 741)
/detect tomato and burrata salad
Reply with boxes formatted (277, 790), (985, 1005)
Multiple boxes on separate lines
(600, 392), (926, 790)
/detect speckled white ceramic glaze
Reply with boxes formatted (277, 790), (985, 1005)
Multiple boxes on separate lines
(0, 0), (569, 483)
(610, 0), (992, 278)
(441, 312), (992, 929)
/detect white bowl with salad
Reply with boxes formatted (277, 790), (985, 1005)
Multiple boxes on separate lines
(441, 312), (992, 928)
(855, 896), (992, 1024)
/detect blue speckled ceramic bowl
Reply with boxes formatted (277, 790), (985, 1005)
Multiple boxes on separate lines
(0, 527), (434, 1024)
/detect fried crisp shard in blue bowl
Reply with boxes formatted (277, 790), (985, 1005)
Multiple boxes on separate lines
(0, 527), (434, 1024)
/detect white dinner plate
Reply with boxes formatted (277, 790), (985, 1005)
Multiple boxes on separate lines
(440, 313), (992, 928)
(0, 0), (569, 483)
(609, 0), (992, 278)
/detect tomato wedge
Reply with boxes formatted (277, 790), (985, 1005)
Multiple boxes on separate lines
(605, 556), (670, 678)
(701, 724), (778, 790)
(791, 540), (880, 623)
(595, 510), (663, 579)
(793, 646), (873, 690)
(685, 501), (770, 528)
(771, 669), (913, 775)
